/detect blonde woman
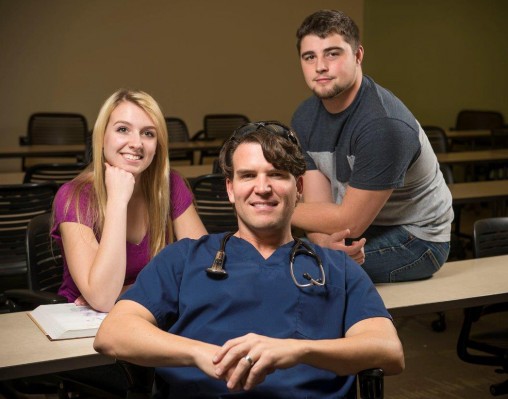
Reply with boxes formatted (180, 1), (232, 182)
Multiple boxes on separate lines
(51, 89), (206, 312)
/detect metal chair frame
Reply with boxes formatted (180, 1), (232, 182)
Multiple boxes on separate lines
(457, 217), (508, 396)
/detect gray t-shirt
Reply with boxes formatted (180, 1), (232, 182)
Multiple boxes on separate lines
(291, 75), (453, 242)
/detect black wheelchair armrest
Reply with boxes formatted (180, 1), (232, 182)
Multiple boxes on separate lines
(111, 363), (383, 399)
(117, 360), (155, 399)
(358, 368), (384, 399)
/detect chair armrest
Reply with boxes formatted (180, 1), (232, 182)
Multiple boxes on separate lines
(117, 360), (155, 399)
(19, 136), (30, 145)
(358, 368), (384, 399)
(191, 130), (213, 141)
(4, 289), (66, 312)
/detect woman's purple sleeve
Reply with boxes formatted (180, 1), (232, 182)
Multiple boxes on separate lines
(169, 170), (194, 220)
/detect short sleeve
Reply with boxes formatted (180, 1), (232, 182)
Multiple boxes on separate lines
(169, 170), (194, 220)
(51, 182), (94, 241)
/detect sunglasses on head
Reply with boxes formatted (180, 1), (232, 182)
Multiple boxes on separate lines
(230, 121), (299, 146)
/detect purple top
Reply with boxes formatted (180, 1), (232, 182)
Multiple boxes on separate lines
(51, 170), (193, 302)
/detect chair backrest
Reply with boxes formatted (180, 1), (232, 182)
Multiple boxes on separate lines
(191, 174), (238, 234)
(27, 113), (88, 145)
(440, 164), (454, 184)
(422, 125), (448, 153)
(165, 117), (190, 143)
(491, 128), (508, 148)
(165, 117), (194, 163)
(0, 183), (58, 284)
(23, 162), (87, 186)
(473, 217), (508, 258)
(455, 110), (504, 130)
(203, 114), (250, 141)
(25, 213), (63, 292)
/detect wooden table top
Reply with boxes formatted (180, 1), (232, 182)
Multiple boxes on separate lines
(2, 254), (508, 379)
(0, 311), (114, 380)
(448, 179), (508, 204)
(436, 148), (508, 164)
(376, 254), (508, 317)
(445, 129), (491, 139)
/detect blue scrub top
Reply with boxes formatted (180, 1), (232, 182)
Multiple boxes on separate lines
(122, 233), (391, 398)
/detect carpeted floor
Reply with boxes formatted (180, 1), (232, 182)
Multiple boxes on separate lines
(385, 202), (507, 398)
(385, 309), (506, 398)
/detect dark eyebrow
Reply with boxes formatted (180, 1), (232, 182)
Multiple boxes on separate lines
(323, 46), (344, 52)
(301, 50), (315, 58)
(235, 168), (256, 175)
(301, 46), (344, 58)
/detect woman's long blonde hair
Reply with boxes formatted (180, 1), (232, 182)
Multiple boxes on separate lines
(62, 89), (172, 258)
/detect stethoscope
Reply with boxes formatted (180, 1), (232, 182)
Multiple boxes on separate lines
(206, 232), (326, 288)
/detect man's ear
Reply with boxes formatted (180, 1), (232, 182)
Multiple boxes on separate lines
(296, 176), (304, 201)
(226, 178), (235, 204)
(355, 45), (364, 65)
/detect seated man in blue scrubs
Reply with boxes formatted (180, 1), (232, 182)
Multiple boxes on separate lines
(94, 121), (404, 398)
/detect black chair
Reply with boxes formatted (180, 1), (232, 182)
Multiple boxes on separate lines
(422, 125), (449, 153)
(165, 117), (194, 165)
(457, 217), (508, 396)
(454, 110), (505, 131)
(2, 213), (155, 399)
(117, 367), (382, 399)
(192, 114), (250, 164)
(422, 126), (469, 254)
(19, 112), (88, 170)
(422, 126), (466, 331)
(490, 129), (508, 179)
(453, 110), (506, 154)
(0, 183), (58, 308)
(191, 174), (238, 234)
(23, 162), (86, 187)
(4, 213), (66, 312)
(491, 128), (508, 149)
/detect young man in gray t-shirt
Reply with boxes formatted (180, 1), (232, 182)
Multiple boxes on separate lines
(291, 9), (453, 283)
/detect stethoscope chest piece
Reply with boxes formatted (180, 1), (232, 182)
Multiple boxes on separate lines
(206, 232), (234, 279)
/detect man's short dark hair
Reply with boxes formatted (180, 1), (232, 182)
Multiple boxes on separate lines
(296, 9), (361, 53)
(219, 123), (306, 180)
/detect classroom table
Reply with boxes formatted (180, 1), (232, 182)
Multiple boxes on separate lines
(0, 311), (114, 380)
(436, 148), (508, 165)
(2, 254), (508, 380)
(376, 254), (508, 318)
(445, 129), (491, 141)
(445, 129), (492, 150)
(448, 179), (508, 205)
(0, 140), (224, 159)
(0, 164), (214, 185)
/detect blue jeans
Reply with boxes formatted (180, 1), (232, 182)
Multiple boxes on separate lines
(361, 225), (450, 283)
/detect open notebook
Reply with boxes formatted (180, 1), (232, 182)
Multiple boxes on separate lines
(29, 303), (107, 340)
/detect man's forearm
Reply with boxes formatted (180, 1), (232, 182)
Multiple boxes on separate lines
(293, 202), (359, 236)
(298, 330), (404, 376)
(94, 310), (218, 370)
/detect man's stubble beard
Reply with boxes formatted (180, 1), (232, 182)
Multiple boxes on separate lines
(313, 83), (344, 100)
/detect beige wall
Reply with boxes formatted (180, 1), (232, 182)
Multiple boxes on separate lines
(0, 0), (362, 172)
(2, 0), (506, 173)
(363, 0), (508, 129)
